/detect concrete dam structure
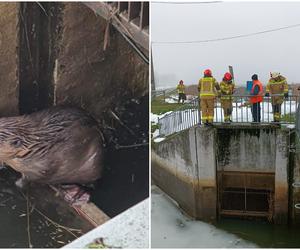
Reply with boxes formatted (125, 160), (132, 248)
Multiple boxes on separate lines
(152, 124), (300, 224)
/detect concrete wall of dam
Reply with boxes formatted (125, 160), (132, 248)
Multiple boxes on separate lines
(152, 125), (295, 224)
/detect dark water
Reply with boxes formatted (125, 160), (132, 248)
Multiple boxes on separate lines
(0, 95), (149, 247)
(91, 95), (149, 217)
(0, 168), (92, 248)
(216, 218), (300, 248)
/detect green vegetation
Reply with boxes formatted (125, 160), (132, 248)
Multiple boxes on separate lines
(151, 123), (160, 133)
(151, 98), (183, 114)
(281, 113), (295, 123)
(151, 89), (185, 114)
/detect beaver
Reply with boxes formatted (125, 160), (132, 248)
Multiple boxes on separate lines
(0, 106), (103, 188)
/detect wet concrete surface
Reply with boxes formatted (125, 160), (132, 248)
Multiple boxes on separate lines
(0, 167), (93, 248)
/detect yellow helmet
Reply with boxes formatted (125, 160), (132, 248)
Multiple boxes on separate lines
(271, 72), (280, 78)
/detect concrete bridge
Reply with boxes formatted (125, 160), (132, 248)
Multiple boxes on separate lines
(152, 124), (300, 224)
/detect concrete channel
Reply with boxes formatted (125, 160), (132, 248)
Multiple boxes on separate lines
(152, 124), (300, 225)
(0, 2), (149, 248)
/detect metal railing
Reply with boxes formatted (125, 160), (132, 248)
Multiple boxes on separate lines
(158, 95), (299, 137)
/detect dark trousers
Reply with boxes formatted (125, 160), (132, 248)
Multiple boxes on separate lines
(178, 93), (186, 103)
(251, 102), (261, 122)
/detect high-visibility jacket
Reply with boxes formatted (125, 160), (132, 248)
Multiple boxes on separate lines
(198, 77), (220, 99)
(250, 80), (263, 104)
(266, 76), (288, 105)
(220, 80), (235, 100)
(176, 84), (185, 94)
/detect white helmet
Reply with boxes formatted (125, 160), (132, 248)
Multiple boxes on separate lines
(271, 72), (280, 78)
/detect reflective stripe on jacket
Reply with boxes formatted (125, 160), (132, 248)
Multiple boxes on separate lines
(198, 77), (219, 98)
(266, 76), (288, 105)
(266, 76), (288, 95)
(220, 80), (235, 100)
(250, 80), (263, 104)
(176, 84), (185, 94)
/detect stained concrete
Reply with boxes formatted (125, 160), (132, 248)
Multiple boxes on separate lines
(217, 128), (276, 172)
(152, 127), (217, 221)
(291, 132), (300, 224)
(0, 2), (148, 119)
(0, 3), (19, 116)
(54, 3), (148, 120)
(152, 125), (293, 224)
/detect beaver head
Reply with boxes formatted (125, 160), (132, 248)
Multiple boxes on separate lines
(0, 117), (33, 161)
(0, 107), (103, 185)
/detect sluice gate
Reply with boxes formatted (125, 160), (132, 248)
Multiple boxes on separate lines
(218, 171), (274, 220)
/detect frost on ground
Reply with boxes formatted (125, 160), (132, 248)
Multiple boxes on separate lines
(165, 95), (195, 104)
(151, 186), (257, 248)
(151, 112), (172, 142)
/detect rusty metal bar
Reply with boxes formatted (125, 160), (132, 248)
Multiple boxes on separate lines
(220, 210), (270, 217)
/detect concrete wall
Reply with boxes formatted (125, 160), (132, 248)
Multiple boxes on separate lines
(0, 2), (148, 119)
(291, 132), (300, 224)
(152, 125), (291, 224)
(152, 127), (217, 221)
(217, 127), (276, 172)
(54, 3), (148, 120)
(152, 129), (199, 218)
(0, 3), (19, 116)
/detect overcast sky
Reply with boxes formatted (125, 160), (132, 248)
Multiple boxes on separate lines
(151, 1), (300, 89)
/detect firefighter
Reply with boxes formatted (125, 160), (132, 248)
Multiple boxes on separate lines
(220, 72), (235, 123)
(198, 69), (220, 125)
(265, 72), (289, 122)
(176, 80), (186, 104)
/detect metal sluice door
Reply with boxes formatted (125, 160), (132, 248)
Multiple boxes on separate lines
(218, 171), (275, 221)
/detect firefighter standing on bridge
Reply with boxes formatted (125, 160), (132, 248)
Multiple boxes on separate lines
(198, 69), (220, 125)
(220, 72), (235, 123)
(176, 80), (186, 104)
(265, 72), (289, 122)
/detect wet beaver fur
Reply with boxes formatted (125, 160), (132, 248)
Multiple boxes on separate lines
(0, 106), (103, 186)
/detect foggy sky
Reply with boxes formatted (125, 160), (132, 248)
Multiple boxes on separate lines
(151, 1), (300, 88)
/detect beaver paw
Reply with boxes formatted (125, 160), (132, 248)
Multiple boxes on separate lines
(15, 177), (28, 189)
(60, 184), (90, 206)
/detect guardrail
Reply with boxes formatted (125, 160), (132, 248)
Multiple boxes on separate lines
(158, 95), (299, 137)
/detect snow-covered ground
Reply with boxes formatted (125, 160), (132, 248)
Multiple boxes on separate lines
(151, 186), (257, 248)
(157, 101), (297, 136)
(165, 94), (195, 104)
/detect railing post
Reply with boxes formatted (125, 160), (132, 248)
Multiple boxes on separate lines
(198, 97), (201, 125)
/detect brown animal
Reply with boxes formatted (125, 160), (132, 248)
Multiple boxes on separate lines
(0, 106), (104, 188)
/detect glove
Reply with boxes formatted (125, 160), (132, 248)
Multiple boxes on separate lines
(265, 93), (270, 97)
(284, 93), (289, 98)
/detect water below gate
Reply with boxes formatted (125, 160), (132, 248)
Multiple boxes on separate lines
(216, 218), (300, 248)
(0, 168), (92, 248)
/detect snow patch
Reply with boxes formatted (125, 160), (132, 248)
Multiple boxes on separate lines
(151, 186), (257, 248)
(154, 137), (165, 143)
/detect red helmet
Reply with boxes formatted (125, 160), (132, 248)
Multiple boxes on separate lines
(179, 80), (183, 84)
(224, 72), (232, 81)
(204, 69), (212, 77)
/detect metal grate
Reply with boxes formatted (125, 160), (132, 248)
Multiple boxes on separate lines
(218, 172), (274, 220)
